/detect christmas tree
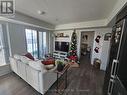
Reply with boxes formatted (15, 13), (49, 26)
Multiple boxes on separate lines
(68, 30), (78, 63)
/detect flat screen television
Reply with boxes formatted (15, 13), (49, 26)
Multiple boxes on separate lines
(55, 41), (69, 52)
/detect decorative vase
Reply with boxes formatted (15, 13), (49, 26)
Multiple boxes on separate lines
(57, 63), (65, 72)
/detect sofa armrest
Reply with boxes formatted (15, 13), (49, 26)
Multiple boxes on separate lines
(39, 71), (57, 94)
(28, 60), (47, 73)
(9, 57), (18, 73)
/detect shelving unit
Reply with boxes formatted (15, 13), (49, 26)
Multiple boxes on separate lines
(55, 36), (69, 38)
(53, 31), (72, 61)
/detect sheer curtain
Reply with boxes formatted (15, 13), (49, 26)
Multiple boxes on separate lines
(0, 24), (7, 66)
(25, 29), (38, 59)
(38, 32), (47, 59)
(25, 29), (49, 59)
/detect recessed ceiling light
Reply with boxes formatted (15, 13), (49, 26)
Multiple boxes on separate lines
(37, 10), (46, 15)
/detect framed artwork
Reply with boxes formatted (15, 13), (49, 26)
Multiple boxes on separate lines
(57, 33), (64, 37)
(60, 33), (64, 37)
(104, 33), (111, 41)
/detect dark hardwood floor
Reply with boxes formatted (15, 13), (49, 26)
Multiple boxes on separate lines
(0, 55), (105, 95)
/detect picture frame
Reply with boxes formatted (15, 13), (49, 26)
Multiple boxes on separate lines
(57, 33), (64, 37)
(60, 33), (64, 37)
(104, 33), (111, 41)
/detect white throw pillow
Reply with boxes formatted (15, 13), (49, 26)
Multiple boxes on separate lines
(14, 54), (21, 60)
(20, 56), (31, 64)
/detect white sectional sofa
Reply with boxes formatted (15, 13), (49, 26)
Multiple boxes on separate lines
(9, 54), (57, 94)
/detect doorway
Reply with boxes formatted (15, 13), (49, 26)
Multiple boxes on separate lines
(80, 31), (95, 62)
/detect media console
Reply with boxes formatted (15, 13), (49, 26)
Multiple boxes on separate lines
(53, 51), (68, 60)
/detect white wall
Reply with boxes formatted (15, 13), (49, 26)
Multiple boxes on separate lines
(7, 23), (27, 56)
(91, 28), (111, 71)
(100, 41), (111, 71)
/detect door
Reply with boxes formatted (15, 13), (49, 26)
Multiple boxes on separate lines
(103, 19), (125, 95)
(112, 77), (127, 95)
(117, 18), (127, 90)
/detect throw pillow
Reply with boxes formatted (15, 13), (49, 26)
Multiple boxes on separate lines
(41, 60), (55, 65)
(24, 53), (35, 60)
(14, 54), (21, 60)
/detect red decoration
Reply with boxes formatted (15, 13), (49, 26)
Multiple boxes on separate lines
(68, 56), (77, 61)
(24, 53), (35, 60)
(94, 47), (99, 53)
(95, 35), (101, 43)
(41, 58), (55, 65)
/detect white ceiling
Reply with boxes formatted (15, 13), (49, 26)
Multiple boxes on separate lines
(16, 0), (118, 25)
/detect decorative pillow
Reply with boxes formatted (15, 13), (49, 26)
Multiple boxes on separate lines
(20, 56), (31, 64)
(24, 53), (35, 60)
(10, 57), (17, 65)
(14, 54), (21, 60)
(41, 59), (55, 65)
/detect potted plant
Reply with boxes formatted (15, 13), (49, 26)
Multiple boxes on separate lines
(57, 61), (65, 72)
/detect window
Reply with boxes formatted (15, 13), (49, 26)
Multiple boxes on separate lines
(0, 26), (6, 66)
(38, 32), (47, 58)
(25, 29), (38, 58)
(25, 29), (48, 59)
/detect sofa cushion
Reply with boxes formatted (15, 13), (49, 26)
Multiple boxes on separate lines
(24, 53), (35, 60)
(13, 54), (31, 64)
(28, 60), (47, 72)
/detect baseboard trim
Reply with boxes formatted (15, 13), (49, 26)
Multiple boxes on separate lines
(0, 64), (12, 76)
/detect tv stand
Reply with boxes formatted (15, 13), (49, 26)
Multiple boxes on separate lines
(53, 51), (68, 60)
